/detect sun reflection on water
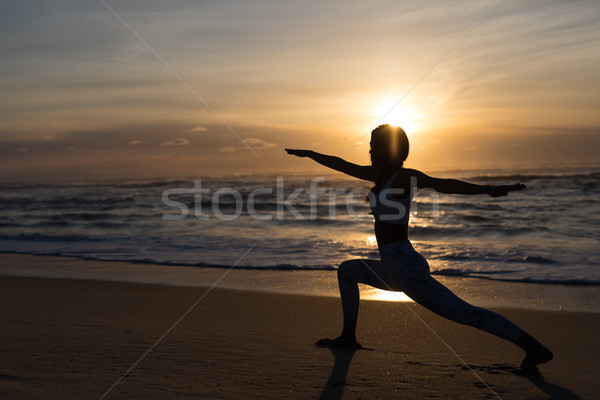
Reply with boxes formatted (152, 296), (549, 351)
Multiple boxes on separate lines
(366, 288), (413, 302)
(365, 235), (377, 246)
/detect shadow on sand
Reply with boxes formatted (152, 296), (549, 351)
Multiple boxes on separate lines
(464, 364), (583, 399)
(316, 345), (359, 400)
(513, 369), (583, 400)
(315, 350), (583, 400)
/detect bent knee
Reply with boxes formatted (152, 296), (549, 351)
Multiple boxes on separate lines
(337, 259), (362, 280)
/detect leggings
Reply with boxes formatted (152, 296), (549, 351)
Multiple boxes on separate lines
(337, 240), (522, 343)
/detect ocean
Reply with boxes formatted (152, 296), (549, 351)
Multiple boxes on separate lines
(1, 168), (599, 286)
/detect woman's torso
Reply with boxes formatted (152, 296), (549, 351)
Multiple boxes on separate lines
(374, 220), (408, 247)
(370, 168), (413, 246)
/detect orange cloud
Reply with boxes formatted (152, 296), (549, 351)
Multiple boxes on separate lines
(160, 138), (190, 146)
(218, 138), (276, 153)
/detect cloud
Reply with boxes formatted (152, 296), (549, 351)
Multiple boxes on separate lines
(187, 126), (208, 133)
(217, 138), (277, 153)
(160, 138), (190, 146)
(218, 146), (239, 152)
(129, 139), (150, 145)
(244, 138), (277, 149)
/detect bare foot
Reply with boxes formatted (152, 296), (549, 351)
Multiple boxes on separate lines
(520, 345), (553, 372)
(315, 336), (363, 349)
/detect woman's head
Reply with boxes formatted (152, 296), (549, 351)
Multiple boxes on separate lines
(369, 124), (409, 168)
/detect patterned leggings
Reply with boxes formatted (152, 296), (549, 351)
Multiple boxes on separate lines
(337, 240), (522, 343)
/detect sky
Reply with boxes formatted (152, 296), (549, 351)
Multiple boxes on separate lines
(1, 0), (600, 182)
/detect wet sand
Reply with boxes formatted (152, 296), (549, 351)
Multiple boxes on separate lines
(0, 272), (598, 399)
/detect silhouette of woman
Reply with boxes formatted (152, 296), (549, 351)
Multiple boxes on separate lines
(286, 124), (553, 371)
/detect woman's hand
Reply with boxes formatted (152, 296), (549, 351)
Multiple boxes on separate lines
(487, 183), (527, 197)
(285, 149), (314, 158)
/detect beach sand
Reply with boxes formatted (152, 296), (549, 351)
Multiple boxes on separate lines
(0, 260), (599, 399)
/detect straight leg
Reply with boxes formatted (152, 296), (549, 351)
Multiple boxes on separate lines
(401, 275), (523, 343)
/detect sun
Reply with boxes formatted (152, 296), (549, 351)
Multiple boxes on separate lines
(372, 99), (424, 134)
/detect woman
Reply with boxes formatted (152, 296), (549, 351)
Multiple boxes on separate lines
(285, 124), (553, 371)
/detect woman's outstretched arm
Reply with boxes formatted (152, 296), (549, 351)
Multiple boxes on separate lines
(285, 149), (377, 181)
(408, 169), (526, 197)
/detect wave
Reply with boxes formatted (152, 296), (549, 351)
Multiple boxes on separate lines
(2, 169), (598, 190)
(409, 225), (543, 238)
(432, 268), (600, 286)
(1, 169), (596, 288)
(0, 250), (336, 271)
(461, 214), (491, 222)
(466, 171), (600, 183)
(1, 250), (598, 286)
(0, 232), (104, 242)
(432, 251), (559, 265)
(0, 196), (140, 211)
(522, 255), (559, 265)
(0, 179), (192, 190)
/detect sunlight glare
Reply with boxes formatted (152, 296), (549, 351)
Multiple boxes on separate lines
(372, 100), (424, 134)
(366, 235), (377, 246)
(370, 289), (413, 302)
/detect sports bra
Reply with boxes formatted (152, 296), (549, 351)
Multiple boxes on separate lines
(368, 170), (412, 224)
